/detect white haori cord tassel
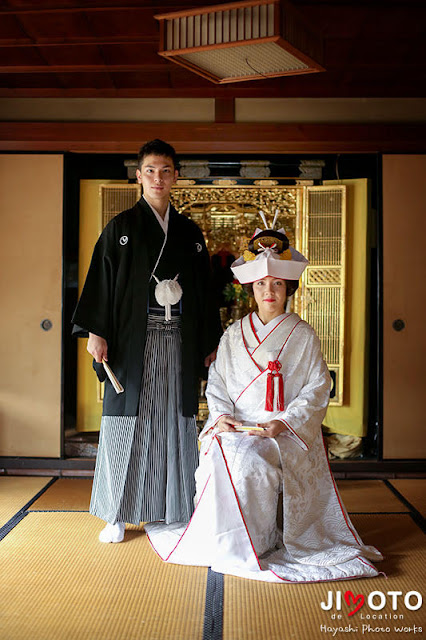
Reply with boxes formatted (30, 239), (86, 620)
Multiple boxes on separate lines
(154, 274), (183, 321)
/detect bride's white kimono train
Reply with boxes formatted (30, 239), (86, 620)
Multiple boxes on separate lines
(146, 312), (383, 583)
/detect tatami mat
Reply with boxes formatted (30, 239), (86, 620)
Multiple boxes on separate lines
(29, 478), (92, 511)
(336, 479), (409, 513)
(223, 514), (425, 640)
(0, 512), (208, 640)
(389, 479), (426, 517)
(0, 476), (53, 528)
(1, 477), (424, 640)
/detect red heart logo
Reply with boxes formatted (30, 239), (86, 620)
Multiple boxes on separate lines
(344, 590), (365, 616)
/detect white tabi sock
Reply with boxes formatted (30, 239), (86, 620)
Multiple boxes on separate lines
(98, 521), (125, 543)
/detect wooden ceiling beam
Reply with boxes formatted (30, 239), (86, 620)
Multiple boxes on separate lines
(0, 64), (169, 74)
(0, 36), (159, 47)
(0, 62), (422, 75)
(1, 0), (421, 13)
(0, 5), (179, 16)
(1, 121), (425, 154)
(0, 80), (423, 99)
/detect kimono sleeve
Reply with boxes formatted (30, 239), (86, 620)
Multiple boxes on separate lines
(278, 329), (331, 451)
(192, 225), (222, 359)
(71, 219), (118, 341)
(201, 331), (235, 437)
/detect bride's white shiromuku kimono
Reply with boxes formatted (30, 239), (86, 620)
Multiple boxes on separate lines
(145, 311), (383, 583)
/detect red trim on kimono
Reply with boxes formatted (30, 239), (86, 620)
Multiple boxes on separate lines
(320, 436), (365, 546)
(146, 473), (212, 562)
(276, 319), (302, 359)
(235, 370), (265, 406)
(249, 312), (260, 344)
(270, 562), (377, 584)
(241, 318), (262, 372)
(240, 317), (303, 413)
(200, 414), (232, 439)
(215, 435), (262, 570)
(281, 419), (309, 451)
(252, 313), (292, 356)
(358, 557), (386, 577)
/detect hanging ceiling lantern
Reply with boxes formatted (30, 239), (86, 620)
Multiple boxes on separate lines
(154, 0), (324, 84)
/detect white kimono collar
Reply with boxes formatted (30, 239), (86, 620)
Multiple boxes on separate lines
(251, 312), (288, 342)
(143, 195), (170, 234)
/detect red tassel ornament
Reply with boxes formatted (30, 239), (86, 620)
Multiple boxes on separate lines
(265, 360), (284, 412)
(265, 371), (274, 412)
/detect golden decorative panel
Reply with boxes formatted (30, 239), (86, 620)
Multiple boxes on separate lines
(99, 183), (141, 233)
(306, 267), (341, 286)
(172, 184), (298, 217)
(171, 184), (300, 255)
(300, 186), (346, 405)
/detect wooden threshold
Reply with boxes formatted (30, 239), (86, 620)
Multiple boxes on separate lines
(1, 457), (425, 478)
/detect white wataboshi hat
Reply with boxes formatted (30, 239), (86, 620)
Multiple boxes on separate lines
(231, 246), (309, 283)
(231, 211), (309, 284)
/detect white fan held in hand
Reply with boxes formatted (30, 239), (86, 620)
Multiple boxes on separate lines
(102, 360), (124, 394)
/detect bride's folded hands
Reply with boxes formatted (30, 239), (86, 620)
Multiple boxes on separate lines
(216, 415), (242, 432)
(248, 420), (287, 437)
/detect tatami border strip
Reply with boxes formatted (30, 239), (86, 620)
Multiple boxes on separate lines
(28, 509), (89, 513)
(0, 477), (58, 541)
(0, 511), (29, 541)
(19, 477), (58, 511)
(29, 508), (89, 511)
(383, 479), (426, 533)
(203, 568), (224, 640)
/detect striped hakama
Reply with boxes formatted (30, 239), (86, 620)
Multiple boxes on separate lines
(90, 314), (199, 526)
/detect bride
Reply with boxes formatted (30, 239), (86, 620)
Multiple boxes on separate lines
(146, 221), (383, 583)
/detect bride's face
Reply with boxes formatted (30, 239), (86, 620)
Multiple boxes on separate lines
(252, 276), (287, 320)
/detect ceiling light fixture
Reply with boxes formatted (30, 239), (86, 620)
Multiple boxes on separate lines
(155, 0), (324, 84)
